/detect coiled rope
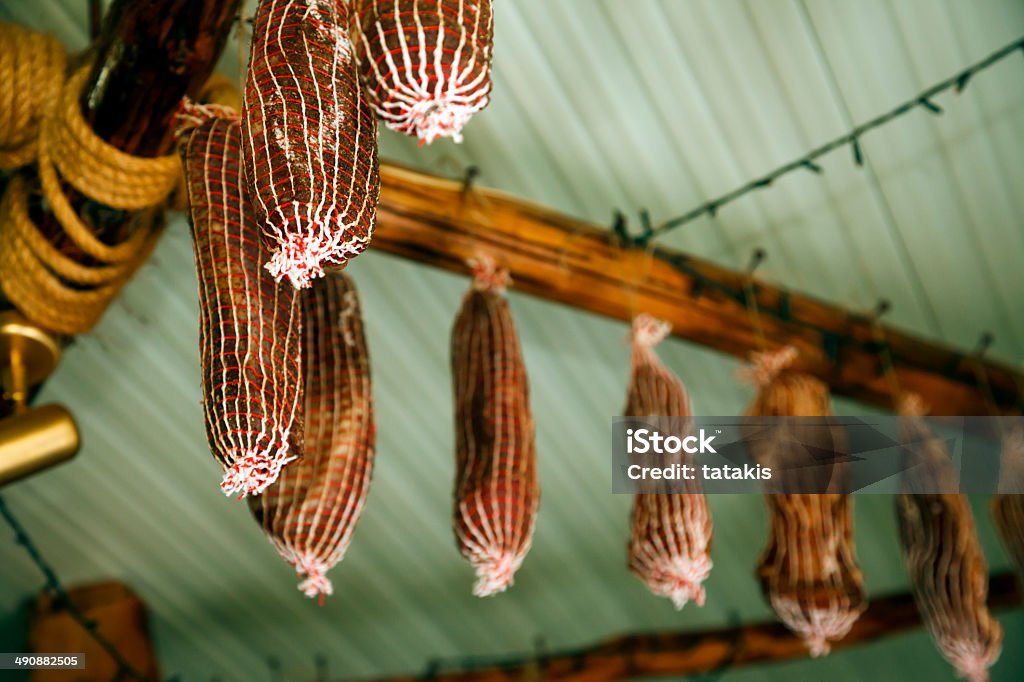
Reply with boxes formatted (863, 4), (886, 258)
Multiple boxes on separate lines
(0, 23), (182, 334)
(0, 23), (65, 170)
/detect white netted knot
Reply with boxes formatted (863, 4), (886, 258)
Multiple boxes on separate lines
(265, 230), (335, 289)
(897, 392), (929, 417)
(631, 313), (671, 349)
(263, 203), (369, 289)
(952, 655), (993, 682)
(220, 448), (296, 499)
(737, 346), (799, 387)
(468, 254), (510, 294)
(941, 636), (1000, 682)
(645, 554), (712, 610)
(294, 555), (334, 599)
(173, 97), (239, 141)
(805, 633), (831, 658)
(471, 550), (523, 598)
(769, 595), (860, 659)
(401, 97), (478, 145)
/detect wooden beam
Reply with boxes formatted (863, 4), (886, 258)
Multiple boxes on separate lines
(372, 164), (1024, 416)
(354, 572), (1022, 682)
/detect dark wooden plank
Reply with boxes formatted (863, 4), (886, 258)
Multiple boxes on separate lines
(351, 572), (1021, 682)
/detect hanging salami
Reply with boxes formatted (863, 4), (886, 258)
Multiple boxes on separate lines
(625, 314), (712, 609)
(249, 273), (375, 600)
(451, 256), (538, 597)
(354, 0), (494, 144)
(177, 105), (303, 498)
(897, 395), (1003, 682)
(242, 0), (380, 289)
(992, 426), (1024, 578)
(742, 347), (866, 657)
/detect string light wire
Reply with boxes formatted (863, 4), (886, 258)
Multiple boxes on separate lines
(629, 36), (1024, 246)
(0, 495), (150, 682)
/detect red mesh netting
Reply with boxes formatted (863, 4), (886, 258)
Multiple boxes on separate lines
(243, 0), (380, 289)
(354, 0), (494, 144)
(625, 314), (712, 609)
(451, 256), (538, 597)
(743, 347), (866, 657)
(992, 427), (1024, 578)
(897, 395), (1003, 682)
(249, 272), (375, 601)
(177, 106), (304, 499)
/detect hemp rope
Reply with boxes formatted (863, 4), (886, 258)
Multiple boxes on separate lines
(0, 180), (164, 334)
(47, 67), (181, 211)
(0, 24), (185, 334)
(0, 23), (65, 170)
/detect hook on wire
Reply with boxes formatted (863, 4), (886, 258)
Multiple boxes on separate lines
(872, 298), (892, 321)
(611, 209), (656, 248)
(461, 165), (480, 194)
(868, 299), (897, 378)
(974, 331), (995, 358)
(918, 97), (943, 114)
(851, 137), (864, 167)
(267, 655), (282, 682)
(746, 248), (767, 275)
(420, 658), (441, 680)
(742, 249), (769, 351)
(801, 159), (824, 174)
(969, 332), (1001, 417)
(612, 210), (631, 245)
(637, 208), (655, 246)
(955, 71), (972, 94)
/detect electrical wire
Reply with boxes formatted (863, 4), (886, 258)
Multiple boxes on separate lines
(629, 36), (1024, 246)
(0, 495), (150, 682)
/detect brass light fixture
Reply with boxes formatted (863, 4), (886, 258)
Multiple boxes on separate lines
(0, 312), (80, 486)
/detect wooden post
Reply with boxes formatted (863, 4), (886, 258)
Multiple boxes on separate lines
(0, 0), (239, 417)
(38, 0), (241, 254)
(372, 164), (1024, 416)
(351, 573), (1021, 682)
(81, 0), (240, 158)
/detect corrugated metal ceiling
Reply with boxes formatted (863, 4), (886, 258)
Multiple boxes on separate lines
(1, 1), (1023, 680)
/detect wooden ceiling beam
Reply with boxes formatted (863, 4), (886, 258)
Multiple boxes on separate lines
(372, 164), (1024, 416)
(352, 572), (1021, 682)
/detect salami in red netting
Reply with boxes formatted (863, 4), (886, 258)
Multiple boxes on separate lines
(451, 256), (538, 596)
(355, 0), (494, 144)
(992, 426), (1024, 578)
(625, 314), (712, 609)
(742, 347), (866, 657)
(243, 0), (380, 289)
(897, 394), (1003, 682)
(250, 273), (375, 600)
(177, 105), (304, 499)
